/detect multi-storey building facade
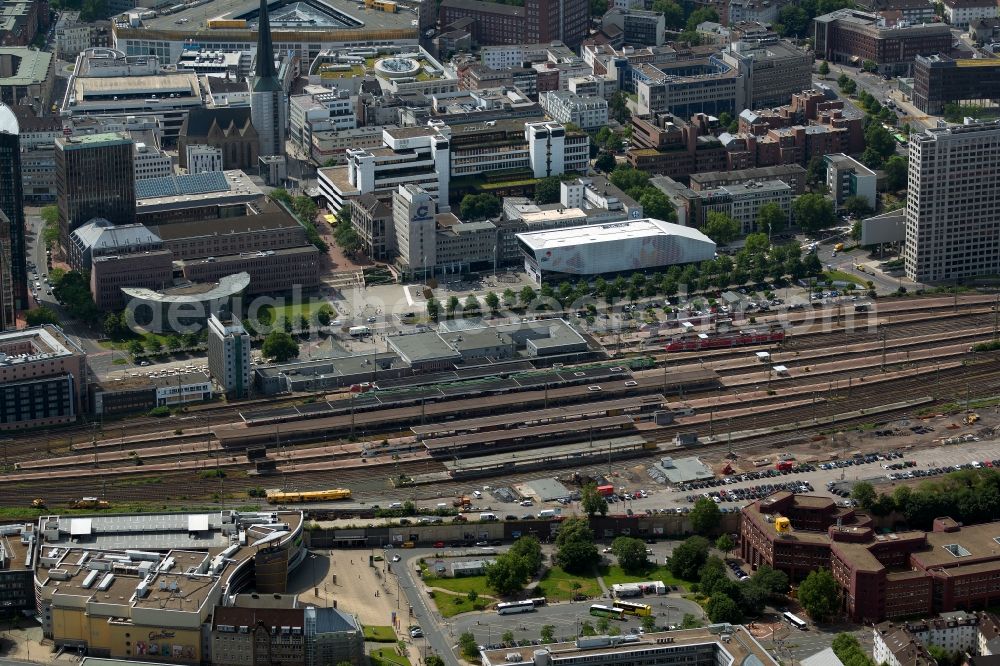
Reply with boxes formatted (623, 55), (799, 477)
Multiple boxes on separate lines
(601, 8), (666, 46)
(0, 102), (24, 316)
(913, 54), (1000, 115)
(825, 153), (876, 210)
(814, 9), (953, 75)
(654, 176), (792, 233)
(942, 0), (998, 28)
(723, 35), (813, 109)
(540, 91), (609, 130)
(186, 144), (224, 173)
(689, 164), (807, 194)
(904, 121), (1000, 283)
(439, 0), (587, 46)
(627, 112), (729, 179)
(55, 132), (136, 240)
(0, 325), (87, 430)
(207, 313), (251, 399)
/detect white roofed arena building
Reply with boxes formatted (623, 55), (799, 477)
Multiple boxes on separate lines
(516, 218), (716, 284)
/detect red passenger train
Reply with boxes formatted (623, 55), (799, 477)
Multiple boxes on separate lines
(665, 327), (786, 352)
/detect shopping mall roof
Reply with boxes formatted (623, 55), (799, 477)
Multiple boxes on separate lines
(517, 218), (713, 251)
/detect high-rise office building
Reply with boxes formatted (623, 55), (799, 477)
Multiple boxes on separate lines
(0, 211), (14, 330)
(249, 0), (287, 158)
(207, 313), (251, 399)
(904, 121), (1000, 283)
(55, 132), (136, 242)
(0, 104), (26, 318)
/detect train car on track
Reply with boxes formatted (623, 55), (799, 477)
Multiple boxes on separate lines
(665, 326), (785, 352)
(267, 488), (351, 504)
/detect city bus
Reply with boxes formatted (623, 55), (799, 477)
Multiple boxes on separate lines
(783, 611), (808, 630)
(497, 601), (535, 615)
(529, 597), (547, 607)
(613, 601), (653, 617)
(589, 604), (625, 619)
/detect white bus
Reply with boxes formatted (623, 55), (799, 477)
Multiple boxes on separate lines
(497, 601), (535, 615)
(783, 612), (807, 630)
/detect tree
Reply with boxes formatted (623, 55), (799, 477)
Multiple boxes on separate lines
(698, 556), (728, 597)
(798, 569), (839, 623)
(51, 271), (100, 324)
(145, 337), (163, 354)
(750, 565), (789, 597)
(460, 193), (501, 219)
(590, 0), (608, 15)
(861, 58), (878, 73)
(262, 331), (300, 362)
(485, 557), (527, 596)
(642, 615), (657, 633)
(818, 60), (830, 76)
(806, 155), (826, 185)
(167, 334), (183, 351)
(425, 656), (446, 666)
(703, 211), (741, 245)
(844, 195), (872, 219)
(502, 288), (517, 307)
(459, 631), (479, 659)
(555, 517), (600, 574)
(519, 285), (537, 306)
(581, 482), (609, 517)
(540, 625), (555, 643)
(26, 307), (60, 326)
(793, 193), (836, 232)
(756, 202), (786, 237)
(865, 123), (897, 160)
(690, 497), (722, 534)
(685, 6), (718, 31)
(612, 536), (649, 573)
(464, 295), (480, 313)
(651, 0), (684, 28)
(426, 297), (441, 321)
(609, 91), (630, 124)
(776, 4), (809, 37)
(484, 291), (500, 313)
(595, 152), (617, 172)
(681, 613), (702, 629)
(127, 339), (144, 358)
(639, 188), (675, 220)
(579, 621), (595, 636)
(884, 155), (908, 191)
(861, 146), (885, 170)
(706, 593), (743, 624)
(715, 534), (734, 555)
(535, 176), (562, 204)
(667, 536), (709, 581)
(501, 630), (515, 646)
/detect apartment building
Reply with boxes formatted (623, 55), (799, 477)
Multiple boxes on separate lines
(16, 108), (61, 203)
(653, 176), (792, 233)
(942, 0), (998, 28)
(627, 112), (729, 179)
(825, 153), (876, 210)
(904, 121), (1000, 283)
(690, 164), (807, 194)
(185, 144), (223, 173)
(350, 193), (394, 260)
(132, 137), (173, 181)
(207, 313), (251, 399)
(540, 91), (609, 130)
(636, 54), (743, 118)
(53, 11), (90, 59)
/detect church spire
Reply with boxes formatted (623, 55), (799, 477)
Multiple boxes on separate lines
(252, 0), (280, 88)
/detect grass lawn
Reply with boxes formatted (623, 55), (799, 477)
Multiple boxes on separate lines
(535, 566), (602, 601)
(421, 572), (490, 595)
(259, 300), (332, 323)
(363, 625), (397, 642)
(429, 590), (490, 618)
(369, 648), (411, 666)
(601, 564), (692, 589)
(820, 270), (864, 286)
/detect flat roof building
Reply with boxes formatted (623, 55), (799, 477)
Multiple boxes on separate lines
(55, 132), (136, 241)
(904, 121), (1000, 282)
(481, 625), (778, 665)
(913, 54), (1000, 115)
(0, 47), (53, 114)
(517, 218), (716, 284)
(0, 325), (87, 430)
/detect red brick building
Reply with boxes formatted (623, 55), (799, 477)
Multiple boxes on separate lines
(741, 493), (1000, 624)
(439, 0), (589, 46)
(626, 112), (729, 179)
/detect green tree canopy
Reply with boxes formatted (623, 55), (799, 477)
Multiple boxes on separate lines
(651, 0), (684, 27)
(611, 536), (649, 574)
(555, 517), (600, 574)
(756, 202), (787, 236)
(703, 211), (741, 245)
(667, 536), (709, 580)
(884, 155), (908, 191)
(26, 307), (60, 326)
(639, 188), (676, 221)
(706, 593), (743, 624)
(460, 193), (501, 220)
(715, 534), (734, 554)
(690, 497), (722, 534)
(535, 176), (563, 204)
(844, 195), (873, 219)
(581, 482), (609, 517)
(798, 569), (838, 623)
(750, 565), (789, 597)
(793, 194), (836, 232)
(262, 331), (300, 362)
(595, 152), (617, 172)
